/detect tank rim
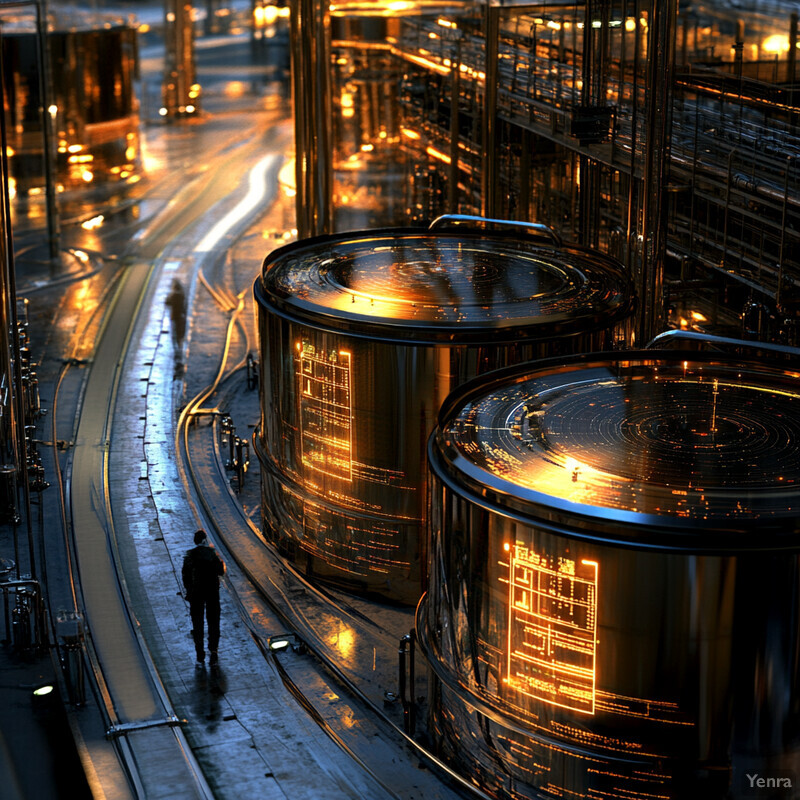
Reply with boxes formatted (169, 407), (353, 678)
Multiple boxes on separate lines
(256, 227), (635, 345)
(428, 348), (800, 548)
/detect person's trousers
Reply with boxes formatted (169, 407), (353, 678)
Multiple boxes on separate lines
(189, 593), (220, 657)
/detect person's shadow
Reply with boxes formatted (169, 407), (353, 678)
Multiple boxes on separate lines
(191, 664), (228, 733)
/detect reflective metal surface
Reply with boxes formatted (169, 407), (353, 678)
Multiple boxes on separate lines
(290, 0), (334, 236)
(255, 229), (633, 605)
(421, 351), (800, 799)
(2, 24), (139, 194)
(259, 228), (633, 341)
(162, 0), (200, 117)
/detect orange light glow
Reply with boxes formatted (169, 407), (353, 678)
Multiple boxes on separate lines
(425, 145), (451, 165)
(763, 34), (790, 54)
(297, 340), (353, 481)
(505, 544), (598, 714)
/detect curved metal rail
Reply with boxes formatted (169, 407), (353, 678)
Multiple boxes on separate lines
(646, 329), (800, 360)
(429, 213), (563, 246)
(51, 260), (214, 799)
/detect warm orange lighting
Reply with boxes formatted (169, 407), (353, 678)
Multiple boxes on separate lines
(506, 544), (598, 714)
(425, 145), (451, 165)
(224, 82), (247, 98)
(763, 35), (790, 54)
(81, 215), (104, 231)
(297, 341), (353, 481)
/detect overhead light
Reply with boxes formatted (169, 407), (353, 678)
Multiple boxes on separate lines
(33, 685), (54, 697)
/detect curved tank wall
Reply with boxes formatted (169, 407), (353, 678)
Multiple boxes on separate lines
(421, 351), (800, 798)
(254, 225), (634, 604)
(1, 23), (139, 196)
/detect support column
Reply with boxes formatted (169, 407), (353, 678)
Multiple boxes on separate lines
(290, 0), (333, 238)
(481, 4), (499, 219)
(637, 0), (677, 343)
(162, 0), (201, 118)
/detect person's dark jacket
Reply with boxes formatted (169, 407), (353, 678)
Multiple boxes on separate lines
(182, 545), (224, 601)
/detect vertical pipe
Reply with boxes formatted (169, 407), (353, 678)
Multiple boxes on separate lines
(637, 0), (677, 343)
(734, 19), (744, 79)
(398, 635), (408, 731)
(482, 4), (499, 219)
(408, 630), (416, 736)
(777, 156), (796, 311)
(162, 0), (200, 117)
(721, 147), (736, 275)
(448, 43), (461, 214)
(680, 14), (688, 68)
(0, 31), (23, 567)
(290, 0), (333, 237)
(520, 128), (530, 221)
(35, 0), (60, 261)
(557, 22), (565, 114)
(578, 0), (592, 246)
(789, 13), (798, 114)
(625, 0), (641, 272)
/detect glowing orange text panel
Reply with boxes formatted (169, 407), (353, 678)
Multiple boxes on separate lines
(506, 545), (598, 714)
(296, 340), (353, 480)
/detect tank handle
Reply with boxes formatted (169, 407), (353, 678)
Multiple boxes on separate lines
(428, 214), (563, 247)
(646, 329), (800, 360)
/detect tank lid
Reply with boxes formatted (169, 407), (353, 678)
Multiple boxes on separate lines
(259, 229), (633, 344)
(431, 352), (800, 541)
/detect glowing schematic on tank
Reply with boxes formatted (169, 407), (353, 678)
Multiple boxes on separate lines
(505, 543), (598, 714)
(296, 340), (353, 480)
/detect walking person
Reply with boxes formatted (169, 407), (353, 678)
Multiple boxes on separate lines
(165, 279), (187, 350)
(182, 529), (225, 666)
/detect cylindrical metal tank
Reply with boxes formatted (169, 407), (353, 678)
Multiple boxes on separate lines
(254, 221), (634, 604)
(1, 15), (139, 196)
(422, 351), (800, 799)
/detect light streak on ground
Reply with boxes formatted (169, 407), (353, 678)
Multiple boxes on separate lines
(194, 153), (281, 253)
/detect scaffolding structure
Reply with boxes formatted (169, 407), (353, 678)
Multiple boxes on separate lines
(314, 0), (799, 343)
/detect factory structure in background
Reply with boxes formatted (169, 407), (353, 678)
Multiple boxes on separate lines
(0, 1), (799, 799)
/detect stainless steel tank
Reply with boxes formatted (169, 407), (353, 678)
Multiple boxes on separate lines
(2, 16), (139, 195)
(422, 350), (800, 798)
(254, 219), (634, 604)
